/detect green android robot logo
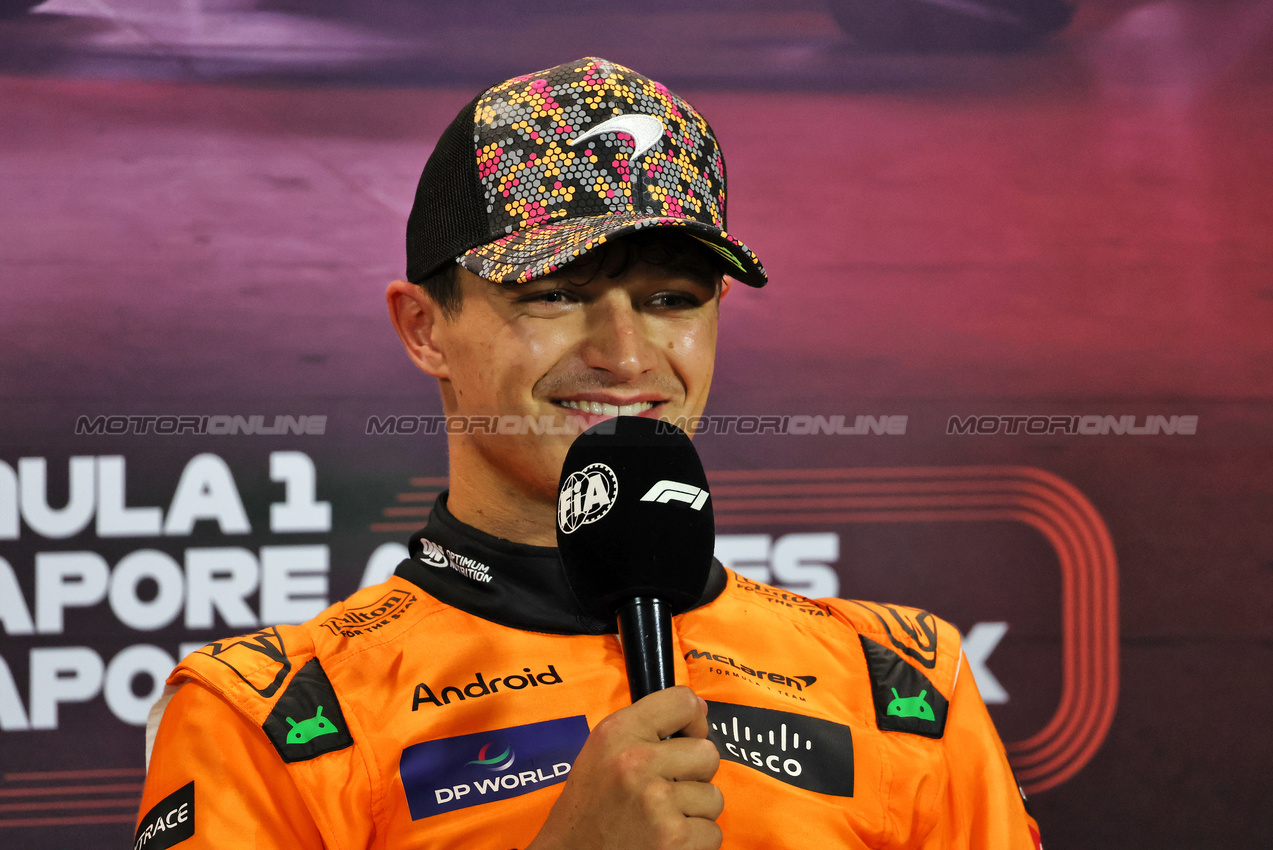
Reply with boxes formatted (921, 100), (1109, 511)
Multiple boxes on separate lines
(285, 706), (338, 745)
(886, 688), (935, 721)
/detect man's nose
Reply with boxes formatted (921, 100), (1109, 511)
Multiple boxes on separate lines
(579, 295), (658, 381)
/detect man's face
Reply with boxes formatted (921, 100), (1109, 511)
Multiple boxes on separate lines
(429, 248), (727, 506)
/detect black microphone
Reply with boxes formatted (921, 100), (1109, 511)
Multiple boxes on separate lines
(556, 417), (715, 702)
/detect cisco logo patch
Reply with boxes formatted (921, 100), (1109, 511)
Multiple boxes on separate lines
(399, 716), (589, 819)
(706, 701), (854, 797)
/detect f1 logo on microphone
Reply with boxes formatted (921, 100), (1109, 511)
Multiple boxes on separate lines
(641, 481), (709, 511)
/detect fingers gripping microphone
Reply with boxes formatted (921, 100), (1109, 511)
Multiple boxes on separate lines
(556, 417), (715, 702)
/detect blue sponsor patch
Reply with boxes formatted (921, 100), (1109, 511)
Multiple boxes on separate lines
(400, 715), (590, 819)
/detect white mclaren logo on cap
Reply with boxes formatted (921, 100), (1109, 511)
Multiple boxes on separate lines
(641, 481), (709, 511)
(569, 114), (665, 165)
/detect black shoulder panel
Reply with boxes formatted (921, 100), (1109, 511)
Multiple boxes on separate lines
(858, 636), (949, 739)
(262, 658), (354, 763)
(133, 781), (195, 850)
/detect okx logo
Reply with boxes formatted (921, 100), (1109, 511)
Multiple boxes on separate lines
(400, 716), (589, 819)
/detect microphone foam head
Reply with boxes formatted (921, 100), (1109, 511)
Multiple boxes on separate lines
(556, 417), (715, 620)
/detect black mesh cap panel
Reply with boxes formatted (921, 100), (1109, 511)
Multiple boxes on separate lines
(405, 94), (489, 283)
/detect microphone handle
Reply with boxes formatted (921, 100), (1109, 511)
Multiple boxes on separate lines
(616, 596), (675, 702)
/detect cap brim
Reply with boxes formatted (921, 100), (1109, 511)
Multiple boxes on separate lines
(459, 213), (767, 287)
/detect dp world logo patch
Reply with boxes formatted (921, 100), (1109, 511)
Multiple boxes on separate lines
(557, 463), (618, 534)
(400, 715), (589, 819)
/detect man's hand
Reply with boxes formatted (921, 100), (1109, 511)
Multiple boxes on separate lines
(526, 686), (723, 850)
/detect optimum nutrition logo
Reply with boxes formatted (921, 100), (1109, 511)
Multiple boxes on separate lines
(412, 665), (564, 710)
(417, 539), (449, 569)
(415, 538), (493, 584)
(706, 701), (854, 797)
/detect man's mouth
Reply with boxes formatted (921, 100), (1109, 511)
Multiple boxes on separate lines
(555, 399), (659, 417)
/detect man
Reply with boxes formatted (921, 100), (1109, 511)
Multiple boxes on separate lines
(137, 58), (1041, 849)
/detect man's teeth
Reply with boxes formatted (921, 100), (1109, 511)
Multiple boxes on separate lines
(559, 400), (655, 417)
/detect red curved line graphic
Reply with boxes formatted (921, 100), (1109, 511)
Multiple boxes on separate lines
(1014, 469), (1119, 790)
(1000, 508), (1088, 771)
(718, 491), (1090, 772)
(708, 466), (1119, 795)
(1000, 469), (1117, 791)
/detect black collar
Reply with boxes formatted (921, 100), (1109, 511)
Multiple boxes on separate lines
(393, 493), (726, 635)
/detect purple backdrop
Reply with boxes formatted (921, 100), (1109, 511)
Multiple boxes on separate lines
(2, 1), (1272, 847)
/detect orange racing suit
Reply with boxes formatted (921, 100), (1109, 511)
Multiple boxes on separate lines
(136, 495), (1042, 850)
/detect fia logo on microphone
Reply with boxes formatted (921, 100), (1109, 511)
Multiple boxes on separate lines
(558, 463), (619, 533)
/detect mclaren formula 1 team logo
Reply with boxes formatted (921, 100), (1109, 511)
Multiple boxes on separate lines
(685, 648), (816, 701)
(569, 113), (665, 169)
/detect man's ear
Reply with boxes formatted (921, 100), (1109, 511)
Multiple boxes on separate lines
(719, 276), (734, 301)
(386, 280), (449, 378)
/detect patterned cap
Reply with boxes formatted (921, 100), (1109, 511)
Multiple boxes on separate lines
(406, 57), (767, 287)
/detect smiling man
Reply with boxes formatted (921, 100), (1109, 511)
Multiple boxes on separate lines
(136, 58), (1042, 850)
(386, 234), (730, 545)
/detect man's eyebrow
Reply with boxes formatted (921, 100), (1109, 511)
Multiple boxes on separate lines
(491, 260), (722, 294)
(654, 262), (723, 291)
(492, 278), (554, 296)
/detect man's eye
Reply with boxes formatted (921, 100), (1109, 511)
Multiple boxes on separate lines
(651, 292), (700, 309)
(525, 290), (573, 304)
